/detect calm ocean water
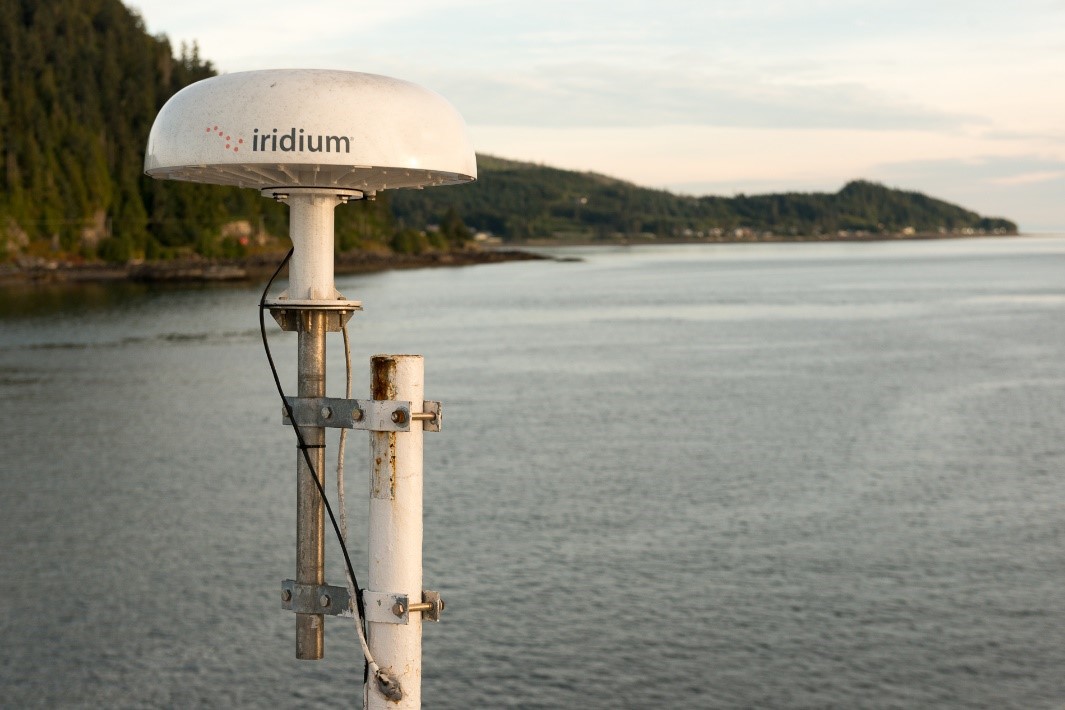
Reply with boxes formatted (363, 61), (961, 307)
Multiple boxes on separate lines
(1, 236), (1064, 708)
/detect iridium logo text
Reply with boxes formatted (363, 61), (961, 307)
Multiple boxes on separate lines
(252, 128), (352, 154)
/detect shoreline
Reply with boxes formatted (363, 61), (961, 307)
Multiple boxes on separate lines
(0, 248), (548, 286)
(0, 230), (1037, 285)
(510, 230), (1022, 248)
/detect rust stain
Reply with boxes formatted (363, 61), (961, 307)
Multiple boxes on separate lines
(371, 355), (399, 500)
(371, 355), (397, 400)
(389, 433), (398, 498)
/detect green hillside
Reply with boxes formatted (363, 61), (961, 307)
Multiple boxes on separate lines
(391, 156), (1017, 242)
(0, 0), (1017, 266)
(0, 0), (402, 263)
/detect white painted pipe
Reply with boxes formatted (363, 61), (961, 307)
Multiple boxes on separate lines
(287, 191), (340, 301)
(368, 355), (425, 709)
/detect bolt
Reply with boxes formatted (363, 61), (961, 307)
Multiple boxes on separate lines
(391, 409), (407, 425)
(320, 406), (332, 420)
(392, 601), (405, 617)
(281, 589), (292, 603)
(320, 594), (331, 608)
(351, 408), (363, 422)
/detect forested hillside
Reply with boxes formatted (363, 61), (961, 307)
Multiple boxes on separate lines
(392, 156), (1017, 242)
(3, 0), (215, 260)
(0, 0), (405, 263)
(0, 0), (1017, 266)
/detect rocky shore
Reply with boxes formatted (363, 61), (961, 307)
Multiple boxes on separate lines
(0, 248), (548, 285)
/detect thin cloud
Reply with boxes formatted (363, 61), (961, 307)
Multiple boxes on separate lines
(989, 170), (1065, 187)
(430, 64), (974, 130)
(873, 155), (1065, 184)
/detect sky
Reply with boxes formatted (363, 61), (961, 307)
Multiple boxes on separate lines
(129, 0), (1065, 232)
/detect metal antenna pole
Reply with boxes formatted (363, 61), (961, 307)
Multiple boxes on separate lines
(295, 310), (327, 659)
(286, 192), (340, 660)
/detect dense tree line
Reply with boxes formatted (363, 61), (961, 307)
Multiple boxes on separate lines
(0, 0), (406, 262)
(391, 156), (1017, 242)
(0, 0), (1016, 265)
(2, 0), (218, 260)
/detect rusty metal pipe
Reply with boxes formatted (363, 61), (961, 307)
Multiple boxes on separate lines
(295, 311), (326, 659)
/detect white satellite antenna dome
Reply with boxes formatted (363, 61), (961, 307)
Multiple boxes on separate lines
(145, 71), (475, 673)
(145, 68), (476, 192)
(144, 69), (477, 306)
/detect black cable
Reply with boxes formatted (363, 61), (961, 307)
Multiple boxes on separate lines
(257, 248), (368, 634)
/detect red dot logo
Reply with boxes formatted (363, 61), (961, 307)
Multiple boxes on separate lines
(206, 123), (244, 153)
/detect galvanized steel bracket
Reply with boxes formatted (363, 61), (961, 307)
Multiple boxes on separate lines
(363, 590), (410, 624)
(361, 589), (445, 624)
(282, 397), (442, 432)
(281, 580), (353, 617)
(418, 589), (445, 622)
(418, 400), (442, 433)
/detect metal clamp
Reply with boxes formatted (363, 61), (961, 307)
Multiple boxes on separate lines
(265, 299), (363, 333)
(407, 590), (445, 622)
(282, 397), (442, 432)
(281, 580), (352, 617)
(362, 589), (445, 624)
(412, 400), (442, 432)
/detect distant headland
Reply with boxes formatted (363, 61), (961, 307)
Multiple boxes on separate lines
(0, 0), (1017, 283)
